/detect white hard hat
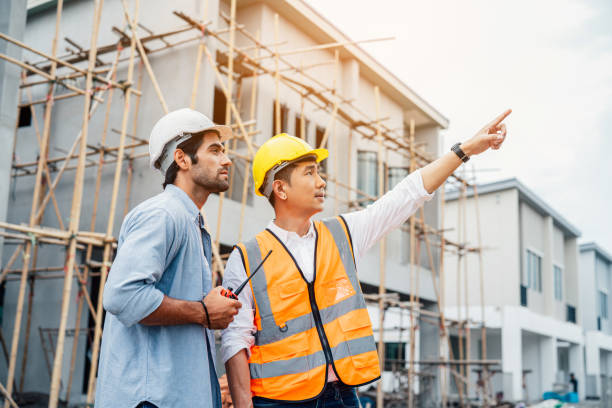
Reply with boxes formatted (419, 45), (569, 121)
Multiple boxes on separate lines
(149, 108), (232, 174)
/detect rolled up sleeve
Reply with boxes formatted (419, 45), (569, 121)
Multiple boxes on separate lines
(221, 248), (256, 363)
(103, 208), (178, 327)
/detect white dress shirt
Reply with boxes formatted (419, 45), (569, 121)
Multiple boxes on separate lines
(221, 170), (434, 381)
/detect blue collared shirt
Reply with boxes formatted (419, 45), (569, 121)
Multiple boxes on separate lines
(95, 184), (218, 408)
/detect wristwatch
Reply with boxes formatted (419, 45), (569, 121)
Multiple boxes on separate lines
(451, 142), (470, 162)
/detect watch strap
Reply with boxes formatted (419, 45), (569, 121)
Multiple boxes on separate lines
(451, 142), (470, 162)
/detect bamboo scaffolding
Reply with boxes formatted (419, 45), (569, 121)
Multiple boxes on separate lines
(407, 119), (417, 408)
(86, 0), (139, 403)
(0, 3), (495, 406)
(463, 179), (471, 407)
(440, 188), (449, 407)
(254, 36), (394, 61)
(24, 86), (65, 231)
(0, 33), (135, 94)
(0, 53), (104, 103)
(274, 14), (281, 135)
(472, 169), (490, 406)
(374, 86), (386, 408)
(66, 37), (125, 403)
(48, 0), (105, 405)
(212, 0), (237, 283)
(457, 183), (465, 407)
(3, 1), (65, 404)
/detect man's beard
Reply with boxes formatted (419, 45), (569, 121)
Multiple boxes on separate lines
(193, 168), (230, 193)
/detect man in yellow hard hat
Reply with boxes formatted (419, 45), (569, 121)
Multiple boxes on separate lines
(222, 110), (511, 408)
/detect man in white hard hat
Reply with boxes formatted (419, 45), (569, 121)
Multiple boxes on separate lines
(96, 108), (242, 408)
(222, 110), (511, 408)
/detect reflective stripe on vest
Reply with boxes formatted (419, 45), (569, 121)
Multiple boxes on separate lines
(242, 237), (279, 332)
(250, 335), (376, 379)
(237, 216), (380, 401)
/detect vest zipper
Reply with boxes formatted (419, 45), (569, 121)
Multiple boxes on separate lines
(307, 282), (334, 368)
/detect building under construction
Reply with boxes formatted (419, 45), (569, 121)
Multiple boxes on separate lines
(0, 0), (495, 406)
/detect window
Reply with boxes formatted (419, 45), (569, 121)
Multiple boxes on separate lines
(388, 167), (408, 189)
(554, 265), (563, 301)
(18, 106), (32, 127)
(272, 102), (288, 135)
(357, 151), (378, 205)
(295, 114), (309, 139)
(567, 305), (576, 323)
(384, 342), (406, 371)
(213, 87), (227, 125)
(315, 126), (327, 177)
(599, 290), (608, 319)
(526, 249), (542, 292)
(227, 159), (253, 206)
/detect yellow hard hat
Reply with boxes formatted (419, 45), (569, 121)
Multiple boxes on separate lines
(253, 133), (328, 197)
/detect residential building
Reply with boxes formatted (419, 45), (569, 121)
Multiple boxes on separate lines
(444, 178), (583, 403)
(579, 242), (612, 403)
(0, 0), (448, 403)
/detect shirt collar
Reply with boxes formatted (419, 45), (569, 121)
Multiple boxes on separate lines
(267, 220), (316, 242)
(164, 184), (201, 224)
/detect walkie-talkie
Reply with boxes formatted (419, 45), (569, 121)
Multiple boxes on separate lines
(220, 250), (273, 300)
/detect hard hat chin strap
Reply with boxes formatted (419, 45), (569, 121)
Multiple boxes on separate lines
(262, 160), (293, 198)
(157, 133), (194, 175)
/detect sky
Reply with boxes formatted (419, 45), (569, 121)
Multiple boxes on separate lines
(309, 0), (612, 253)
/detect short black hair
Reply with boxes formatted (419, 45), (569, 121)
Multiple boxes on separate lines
(266, 155), (317, 207)
(162, 133), (205, 189)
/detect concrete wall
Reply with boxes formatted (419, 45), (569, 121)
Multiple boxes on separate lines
(520, 201), (547, 314)
(580, 250), (598, 332)
(444, 188), (520, 308)
(0, 0), (27, 262)
(2, 0), (223, 402)
(564, 237), (579, 321)
(1, 0), (444, 401)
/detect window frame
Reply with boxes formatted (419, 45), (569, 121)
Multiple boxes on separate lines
(356, 150), (379, 205)
(553, 264), (563, 301)
(599, 289), (609, 320)
(525, 248), (543, 293)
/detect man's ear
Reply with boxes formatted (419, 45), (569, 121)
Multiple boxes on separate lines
(174, 148), (191, 170)
(273, 180), (288, 201)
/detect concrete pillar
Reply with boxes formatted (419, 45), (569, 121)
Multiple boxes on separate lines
(200, 0), (221, 120)
(502, 310), (522, 400)
(341, 58), (359, 103)
(419, 304), (441, 405)
(564, 237), (580, 323)
(569, 343), (585, 397)
(0, 0), (27, 262)
(543, 216), (555, 315)
(585, 333), (601, 397)
(540, 336), (557, 394)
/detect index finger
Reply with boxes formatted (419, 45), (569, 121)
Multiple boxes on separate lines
(485, 108), (512, 129)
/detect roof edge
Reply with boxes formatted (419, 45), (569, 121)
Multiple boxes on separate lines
(446, 178), (581, 238)
(259, 0), (449, 129)
(580, 242), (612, 263)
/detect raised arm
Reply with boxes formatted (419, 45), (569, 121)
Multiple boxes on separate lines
(421, 109), (511, 193)
(342, 109), (511, 256)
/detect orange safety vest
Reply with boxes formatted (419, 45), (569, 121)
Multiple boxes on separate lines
(235, 216), (380, 402)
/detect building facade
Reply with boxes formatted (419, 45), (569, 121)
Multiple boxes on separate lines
(0, 0), (448, 404)
(580, 242), (612, 403)
(444, 178), (583, 403)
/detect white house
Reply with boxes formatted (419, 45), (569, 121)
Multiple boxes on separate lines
(444, 178), (583, 404)
(579, 242), (612, 403)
